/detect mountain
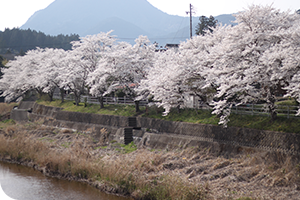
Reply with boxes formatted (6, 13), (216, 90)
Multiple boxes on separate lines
(21, 0), (236, 45)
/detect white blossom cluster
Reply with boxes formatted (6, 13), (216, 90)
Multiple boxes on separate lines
(1, 5), (300, 126)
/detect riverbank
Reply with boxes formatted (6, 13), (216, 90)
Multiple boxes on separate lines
(0, 161), (129, 200)
(1, 119), (300, 200)
(0, 120), (207, 199)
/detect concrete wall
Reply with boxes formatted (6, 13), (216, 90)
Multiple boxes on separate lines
(10, 101), (36, 121)
(24, 103), (300, 154)
(11, 109), (29, 121)
(54, 111), (130, 127)
(137, 117), (300, 154)
(18, 101), (36, 110)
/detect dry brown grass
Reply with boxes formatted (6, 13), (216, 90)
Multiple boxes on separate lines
(1, 114), (300, 199)
(0, 102), (18, 117)
(0, 123), (208, 200)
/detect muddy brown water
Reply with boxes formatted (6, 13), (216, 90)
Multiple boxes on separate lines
(0, 161), (132, 200)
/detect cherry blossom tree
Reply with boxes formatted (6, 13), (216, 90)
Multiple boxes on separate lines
(209, 5), (300, 126)
(61, 31), (117, 106)
(280, 19), (300, 114)
(0, 48), (50, 102)
(87, 41), (132, 108)
(120, 35), (155, 112)
(137, 27), (224, 115)
(88, 35), (155, 111)
(40, 48), (68, 102)
(137, 49), (185, 115)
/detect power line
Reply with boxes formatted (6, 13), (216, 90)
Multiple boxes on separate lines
(171, 17), (186, 44)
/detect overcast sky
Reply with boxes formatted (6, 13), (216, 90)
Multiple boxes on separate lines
(1, 0), (300, 31)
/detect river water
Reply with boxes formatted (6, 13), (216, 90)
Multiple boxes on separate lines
(0, 162), (131, 200)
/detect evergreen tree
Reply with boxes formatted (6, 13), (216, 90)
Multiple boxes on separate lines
(0, 28), (79, 54)
(0, 55), (6, 78)
(195, 15), (217, 36)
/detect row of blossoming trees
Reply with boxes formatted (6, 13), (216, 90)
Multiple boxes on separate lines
(1, 5), (300, 126)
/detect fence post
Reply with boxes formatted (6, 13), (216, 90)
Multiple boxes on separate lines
(288, 105), (290, 119)
(124, 96), (126, 104)
(236, 105), (238, 114)
(252, 103), (254, 115)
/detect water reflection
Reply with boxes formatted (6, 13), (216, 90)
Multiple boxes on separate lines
(0, 162), (131, 200)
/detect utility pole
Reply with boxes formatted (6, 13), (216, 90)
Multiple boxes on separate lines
(186, 4), (194, 39)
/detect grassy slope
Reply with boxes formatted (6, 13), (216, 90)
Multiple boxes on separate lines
(37, 99), (300, 134)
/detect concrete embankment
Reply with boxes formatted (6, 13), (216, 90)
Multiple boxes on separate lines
(11, 101), (300, 155)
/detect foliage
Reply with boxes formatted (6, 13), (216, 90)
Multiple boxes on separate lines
(195, 15), (217, 36)
(0, 28), (79, 54)
(0, 55), (6, 77)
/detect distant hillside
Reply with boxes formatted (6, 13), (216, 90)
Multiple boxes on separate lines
(0, 28), (79, 54)
(21, 0), (236, 45)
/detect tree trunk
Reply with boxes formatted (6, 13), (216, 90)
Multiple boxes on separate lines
(266, 90), (277, 121)
(60, 88), (65, 103)
(74, 92), (80, 106)
(177, 105), (181, 113)
(47, 91), (53, 102)
(135, 100), (140, 113)
(35, 88), (43, 99)
(270, 108), (277, 121)
(98, 96), (104, 109)
(268, 101), (277, 121)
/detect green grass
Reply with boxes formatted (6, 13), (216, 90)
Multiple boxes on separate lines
(38, 137), (55, 143)
(37, 99), (144, 117)
(144, 106), (300, 134)
(0, 119), (16, 129)
(61, 142), (71, 148)
(144, 106), (219, 125)
(1, 119), (16, 124)
(111, 142), (137, 154)
(276, 98), (299, 106)
(121, 142), (138, 154)
(37, 99), (300, 134)
(228, 114), (300, 133)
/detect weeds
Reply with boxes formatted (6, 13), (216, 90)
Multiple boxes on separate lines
(0, 102), (18, 116)
(0, 122), (208, 199)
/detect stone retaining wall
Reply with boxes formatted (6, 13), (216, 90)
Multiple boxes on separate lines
(13, 102), (300, 154)
(137, 117), (300, 154)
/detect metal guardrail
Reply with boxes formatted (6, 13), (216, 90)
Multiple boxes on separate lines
(53, 94), (299, 118)
(232, 103), (299, 118)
